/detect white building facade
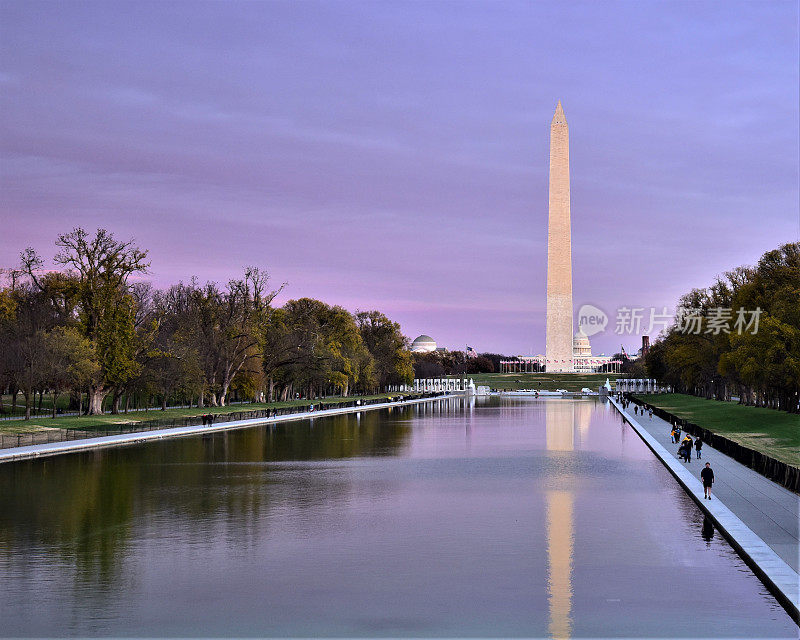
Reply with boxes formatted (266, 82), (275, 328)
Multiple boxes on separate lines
(500, 329), (620, 373)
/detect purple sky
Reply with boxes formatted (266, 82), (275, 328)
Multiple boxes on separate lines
(2, 1), (798, 355)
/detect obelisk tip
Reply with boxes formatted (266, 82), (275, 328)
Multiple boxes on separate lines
(552, 100), (566, 124)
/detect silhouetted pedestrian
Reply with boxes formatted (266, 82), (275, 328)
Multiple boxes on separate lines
(695, 438), (703, 459)
(701, 516), (714, 542)
(701, 463), (714, 499)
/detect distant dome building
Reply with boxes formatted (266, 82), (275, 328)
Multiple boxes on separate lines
(572, 329), (592, 357)
(410, 335), (437, 353)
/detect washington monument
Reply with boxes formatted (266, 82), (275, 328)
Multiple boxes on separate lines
(545, 101), (574, 372)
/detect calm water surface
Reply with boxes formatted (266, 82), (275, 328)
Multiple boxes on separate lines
(0, 397), (795, 637)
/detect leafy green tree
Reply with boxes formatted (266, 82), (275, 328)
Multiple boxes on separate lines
(720, 244), (800, 410)
(22, 228), (149, 414)
(261, 307), (300, 401)
(324, 304), (373, 395)
(645, 242), (799, 413)
(356, 311), (414, 389)
(41, 326), (99, 417)
(274, 299), (375, 398)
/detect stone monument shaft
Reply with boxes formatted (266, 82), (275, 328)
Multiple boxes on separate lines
(545, 101), (574, 372)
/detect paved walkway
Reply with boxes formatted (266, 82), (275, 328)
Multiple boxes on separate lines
(620, 400), (799, 571)
(611, 398), (799, 621)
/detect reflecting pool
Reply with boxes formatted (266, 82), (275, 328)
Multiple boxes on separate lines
(0, 397), (795, 637)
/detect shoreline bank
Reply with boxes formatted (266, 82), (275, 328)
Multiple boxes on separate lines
(0, 393), (454, 465)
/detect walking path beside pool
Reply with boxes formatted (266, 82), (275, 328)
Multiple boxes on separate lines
(610, 397), (799, 622)
(0, 394), (454, 465)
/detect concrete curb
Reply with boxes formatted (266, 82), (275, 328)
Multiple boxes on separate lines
(609, 397), (799, 624)
(0, 395), (456, 465)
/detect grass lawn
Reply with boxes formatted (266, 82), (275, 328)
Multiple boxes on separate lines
(1, 393), (75, 418)
(0, 393), (404, 435)
(448, 372), (613, 392)
(635, 393), (800, 468)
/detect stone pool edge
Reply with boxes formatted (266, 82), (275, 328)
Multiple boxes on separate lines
(0, 394), (456, 465)
(609, 396), (799, 624)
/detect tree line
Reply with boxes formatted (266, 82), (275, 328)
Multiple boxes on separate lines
(0, 228), (414, 419)
(412, 350), (502, 378)
(641, 242), (799, 413)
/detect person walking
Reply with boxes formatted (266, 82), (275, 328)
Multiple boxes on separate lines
(701, 463), (714, 499)
(682, 434), (693, 462)
(695, 437), (703, 460)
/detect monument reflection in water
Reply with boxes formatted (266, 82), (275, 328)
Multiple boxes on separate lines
(544, 399), (592, 639)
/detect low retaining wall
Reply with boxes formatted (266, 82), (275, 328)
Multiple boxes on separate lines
(0, 393), (454, 464)
(627, 394), (800, 494)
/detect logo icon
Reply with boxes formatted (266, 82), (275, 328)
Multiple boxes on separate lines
(577, 304), (608, 337)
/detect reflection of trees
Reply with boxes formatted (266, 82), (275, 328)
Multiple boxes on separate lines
(0, 452), (137, 584)
(259, 411), (410, 461)
(0, 409), (412, 585)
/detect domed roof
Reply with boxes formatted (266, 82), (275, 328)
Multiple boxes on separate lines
(410, 334), (437, 353)
(573, 329), (592, 357)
